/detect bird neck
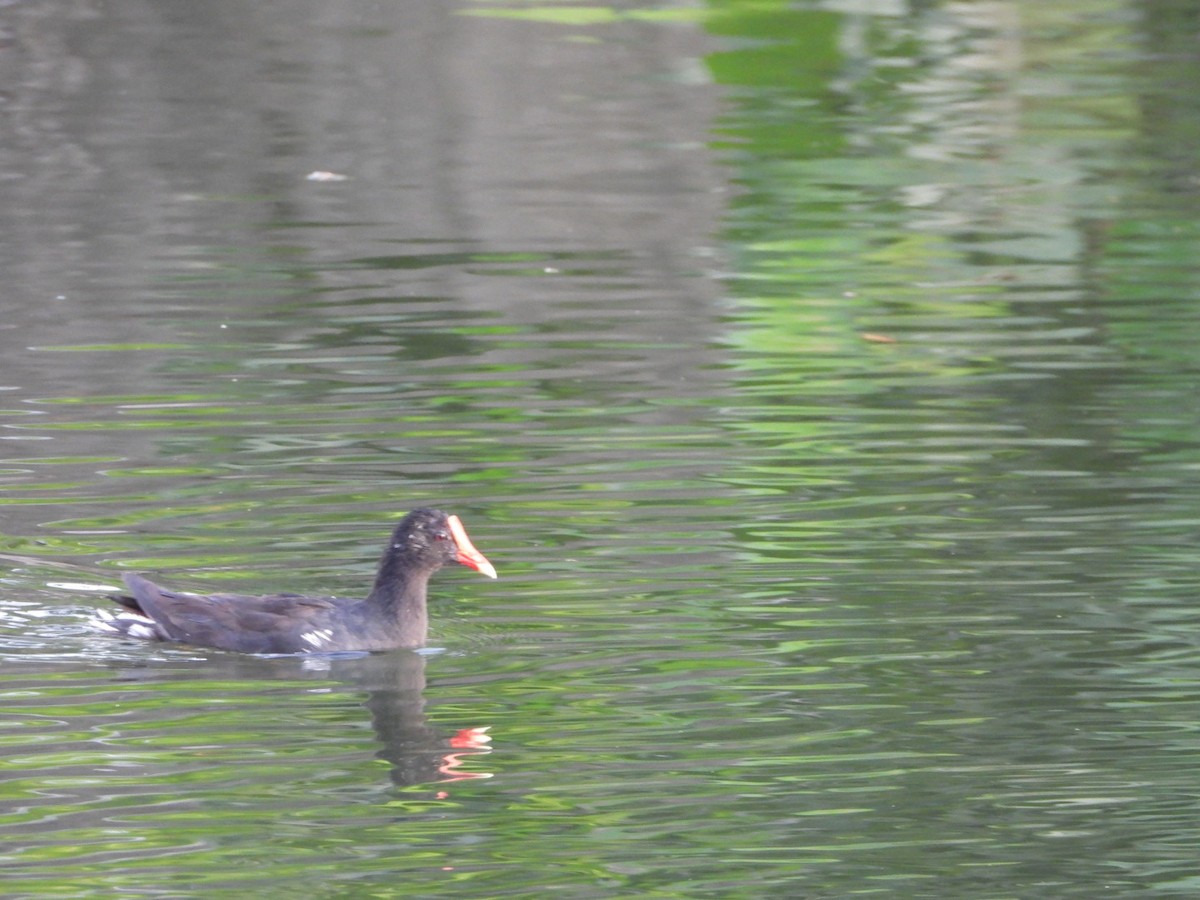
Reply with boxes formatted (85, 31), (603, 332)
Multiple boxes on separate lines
(367, 555), (433, 642)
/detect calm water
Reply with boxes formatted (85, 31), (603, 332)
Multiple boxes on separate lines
(3, 0), (1200, 896)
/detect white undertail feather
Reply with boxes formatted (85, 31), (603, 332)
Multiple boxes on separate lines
(91, 607), (162, 640)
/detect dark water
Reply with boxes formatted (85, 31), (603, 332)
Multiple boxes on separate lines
(4, 0), (1200, 896)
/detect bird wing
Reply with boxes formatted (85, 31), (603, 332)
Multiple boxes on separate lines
(118, 573), (339, 653)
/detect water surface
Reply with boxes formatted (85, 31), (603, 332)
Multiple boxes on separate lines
(3, 0), (1200, 896)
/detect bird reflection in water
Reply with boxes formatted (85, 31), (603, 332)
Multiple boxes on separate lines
(338, 650), (494, 786)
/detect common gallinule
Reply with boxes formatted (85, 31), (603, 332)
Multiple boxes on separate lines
(93, 508), (497, 654)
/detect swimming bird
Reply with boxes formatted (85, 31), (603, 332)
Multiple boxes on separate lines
(94, 508), (496, 654)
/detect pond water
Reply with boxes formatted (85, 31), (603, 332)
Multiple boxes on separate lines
(3, 0), (1200, 896)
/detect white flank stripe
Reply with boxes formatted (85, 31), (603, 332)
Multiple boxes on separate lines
(300, 629), (333, 648)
